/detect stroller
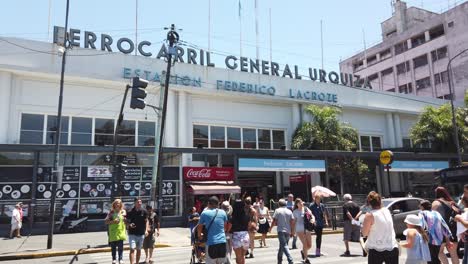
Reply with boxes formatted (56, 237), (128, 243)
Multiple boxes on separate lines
(190, 224), (206, 264)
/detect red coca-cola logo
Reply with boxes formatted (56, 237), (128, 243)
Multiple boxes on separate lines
(183, 167), (234, 181)
(186, 168), (212, 178)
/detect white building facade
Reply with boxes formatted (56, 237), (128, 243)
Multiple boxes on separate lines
(0, 36), (454, 223)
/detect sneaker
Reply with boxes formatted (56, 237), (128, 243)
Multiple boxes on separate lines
(245, 250), (250, 256)
(315, 248), (320, 257)
(250, 253), (254, 258)
(112, 261), (116, 264)
(343, 250), (350, 256)
(305, 259), (311, 264)
(119, 261), (124, 264)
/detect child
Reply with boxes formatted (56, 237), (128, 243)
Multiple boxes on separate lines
(400, 215), (431, 264)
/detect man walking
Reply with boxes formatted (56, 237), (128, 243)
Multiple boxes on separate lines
(127, 198), (149, 264)
(143, 205), (160, 264)
(286, 194), (297, 249)
(270, 199), (295, 264)
(198, 196), (228, 264)
(342, 194), (361, 256)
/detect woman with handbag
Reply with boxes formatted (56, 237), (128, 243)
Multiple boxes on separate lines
(293, 198), (314, 264)
(257, 199), (272, 248)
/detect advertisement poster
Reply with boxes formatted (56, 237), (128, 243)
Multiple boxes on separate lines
(123, 167), (142, 181)
(162, 181), (178, 196)
(87, 166), (112, 178)
(63, 167), (80, 181)
(141, 167), (153, 181)
(80, 182), (112, 198)
(2, 204), (29, 217)
(37, 167), (53, 182)
(79, 199), (111, 215)
(0, 183), (32, 200)
(120, 181), (152, 197)
(0, 167), (33, 182)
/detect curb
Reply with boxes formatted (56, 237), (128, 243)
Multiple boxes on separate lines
(0, 230), (342, 261)
(0, 243), (171, 261)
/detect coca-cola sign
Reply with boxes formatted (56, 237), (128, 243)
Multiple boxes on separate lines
(183, 167), (234, 181)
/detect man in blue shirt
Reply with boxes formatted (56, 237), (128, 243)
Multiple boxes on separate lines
(198, 196), (228, 264)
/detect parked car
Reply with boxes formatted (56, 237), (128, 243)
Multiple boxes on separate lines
(359, 197), (424, 237)
(383, 197), (424, 237)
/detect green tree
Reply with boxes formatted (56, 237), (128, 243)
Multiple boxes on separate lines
(410, 103), (468, 153)
(291, 105), (371, 193)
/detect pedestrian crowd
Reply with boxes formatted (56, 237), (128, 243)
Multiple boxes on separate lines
(186, 184), (468, 264)
(104, 197), (160, 264)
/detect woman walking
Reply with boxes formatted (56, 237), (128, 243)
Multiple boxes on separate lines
(105, 199), (127, 264)
(293, 198), (314, 264)
(257, 199), (271, 248)
(400, 215), (431, 264)
(432, 187), (461, 264)
(362, 191), (399, 264)
(454, 194), (468, 264)
(230, 201), (250, 264)
(309, 194), (329, 257)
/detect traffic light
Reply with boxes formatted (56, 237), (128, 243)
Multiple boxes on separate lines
(130, 77), (148, 109)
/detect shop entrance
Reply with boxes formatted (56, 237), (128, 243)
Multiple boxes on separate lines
(237, 171), (276, 202)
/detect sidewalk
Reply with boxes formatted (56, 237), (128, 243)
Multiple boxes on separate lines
(0, 227), (342, 261)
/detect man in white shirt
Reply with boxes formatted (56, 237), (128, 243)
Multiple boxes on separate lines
(10, 202), (23, 239)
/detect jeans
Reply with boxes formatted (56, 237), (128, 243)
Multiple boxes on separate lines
(278, 232), (293, 264)
(428, 244), (441, 264)
(110, 240), (124, 261)
(314, 226), (323, 249)
(368, 248), (399, 264)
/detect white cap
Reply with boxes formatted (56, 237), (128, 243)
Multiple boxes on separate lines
(343, 194), (352, 201)
(404, 214), (422, 227)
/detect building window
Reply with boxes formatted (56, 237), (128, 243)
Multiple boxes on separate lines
(387, 88), (395, 92)
(411, 34), (426, 48)
(394, 41), (408, 55)
(380, 49), (392, 60)
(360, 135), (382, 151)
(402, 138), (412, 149)
(431, 46), (448, 62)
(429, 25), (445, 40)
(117, 120), (135, 146)
(193, 125), (209, 148)
(227, 127), (241, 148)
(273, 130), (285, 149)
(138, 121), (155, 146)
(434, 71), (448, 85)
(243, 128), (256, 149)
(386, 30), (397, 38)
(71, 117), (92, 145)
(381, 67), (393, 76)
(413, 54), (428, 69)
(399, 83), (413, 94)
(258, 129), (272, 149)
(210, 126), (225, 148)
(20, 113), (44, 144)
(46, 115), (69, 145)
(448, 21), (454, 28)
(353, 60), (364, 71)
(367, 55), (377, 66)
(437, 94), (452, 100)
(396, 61), (411, 75)
(416, 77), (431, 90)
(94, 118), (114, 146)
(368, 74), (378, 82)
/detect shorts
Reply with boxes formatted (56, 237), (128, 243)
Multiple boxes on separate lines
(143, 234), (155, 249)
(343, 221), (361, 242)
(205, 244), (226, 264)
(128, 234), (145, 250)
(232, 231), (250, 250)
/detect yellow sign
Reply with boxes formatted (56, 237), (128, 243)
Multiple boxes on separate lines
(379, 150), (394, 165)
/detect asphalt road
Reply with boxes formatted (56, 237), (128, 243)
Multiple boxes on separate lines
(2, 234), (409, 264)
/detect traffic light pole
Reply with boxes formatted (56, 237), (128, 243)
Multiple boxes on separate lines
(47, 0), (70, 250)
(111, 85), (131, 201)
(153, 24), (179, 220)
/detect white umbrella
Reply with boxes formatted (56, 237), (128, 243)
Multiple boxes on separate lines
(311, 186), (336, 197)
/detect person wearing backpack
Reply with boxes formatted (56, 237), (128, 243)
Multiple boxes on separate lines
(432, 187), (461, 264)
(293, 198), (315, 264)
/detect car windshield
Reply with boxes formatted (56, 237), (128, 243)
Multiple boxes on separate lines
(383, 200), (393, 207)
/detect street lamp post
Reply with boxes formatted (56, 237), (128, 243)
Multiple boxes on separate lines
(446, 48), (468, 166)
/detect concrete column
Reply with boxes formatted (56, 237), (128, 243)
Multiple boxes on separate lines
(290, 103), (301, 148)
(164, 90), (177, 147)
(407, 39), (412, 50)
(424, 31), (430, 42)
(386, 113), (396, 148)
(393, 114), (403, 147)
(0, 72), (12, 144)
(178, 91), (188, 147)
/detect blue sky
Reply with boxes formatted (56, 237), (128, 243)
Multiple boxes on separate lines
(0, 0), (460, 72)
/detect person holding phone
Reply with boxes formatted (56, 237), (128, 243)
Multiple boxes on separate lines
(105, 199), (127, 264)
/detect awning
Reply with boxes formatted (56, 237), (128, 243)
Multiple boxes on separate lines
(188, 181), (241, 195)
(389, 160), (449, 172)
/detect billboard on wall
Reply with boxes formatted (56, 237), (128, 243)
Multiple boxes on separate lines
(183, 167), (234, 181)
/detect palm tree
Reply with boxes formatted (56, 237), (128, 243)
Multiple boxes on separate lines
(292, 105), (371, 194)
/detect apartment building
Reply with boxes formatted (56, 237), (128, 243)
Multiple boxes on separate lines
(340, 0), (468, 101)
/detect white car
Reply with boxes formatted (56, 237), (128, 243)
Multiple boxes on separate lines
(382, 197), (424, 237)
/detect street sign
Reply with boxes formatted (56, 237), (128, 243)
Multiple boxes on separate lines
(379, 150), (394, 165)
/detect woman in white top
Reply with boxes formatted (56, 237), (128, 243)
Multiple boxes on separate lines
(362, 191), (399, 264)
(293, 198), (314, 264)
(256, 199), (272, 248)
